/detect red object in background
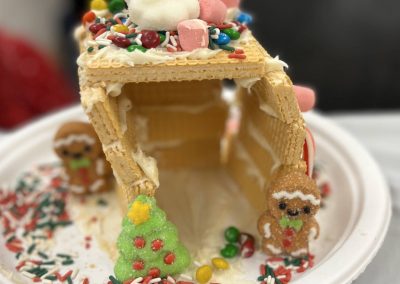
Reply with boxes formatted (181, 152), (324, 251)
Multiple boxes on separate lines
(0, 31), (76, 129)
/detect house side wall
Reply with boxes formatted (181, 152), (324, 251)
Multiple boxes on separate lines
(226, 72), (306, 213)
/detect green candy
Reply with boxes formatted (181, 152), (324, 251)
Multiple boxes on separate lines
(220, 243), (239, 259)
(108, 0), (125, 14)
(224, 226), (240, 243)
(127, 45), (147, 53)
(159, 33), (166, 44)
(223, 28), (241, 40)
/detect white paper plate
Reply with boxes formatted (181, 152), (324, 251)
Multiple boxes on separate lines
(0, 106), (391, 284)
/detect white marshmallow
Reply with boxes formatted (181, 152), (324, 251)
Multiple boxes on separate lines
(127, 0), (200, 31)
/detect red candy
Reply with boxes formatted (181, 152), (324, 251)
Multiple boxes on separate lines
(89, 23), (106, 34)
(132, 260), (145, 270)
(151, 239), (164, 251)
(148, 267), (161, 278)
(141, 30), (161, 49)
(112, 37), (132, 48)
(239, 233), (255, 258)
(134, 236), (146, 249)
(164, 252), (176, 265)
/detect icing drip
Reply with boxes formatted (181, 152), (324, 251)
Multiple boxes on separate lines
(247, 121), (281, 174)
(235, 142), (265, 189)
(82, 87), (106, 114)
(54, 134), (95, 148)
(234, 77), (260, 92)
(272, 190), (321, 206)
(132, 148), (160, 188)
(118, 96), (132, 134)
(107, 83), (124, 97)
(265, 55), (289, 73)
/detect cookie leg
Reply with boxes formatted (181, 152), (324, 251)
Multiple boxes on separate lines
(262, 238), (283, 256)
(291, 247), (308, 257)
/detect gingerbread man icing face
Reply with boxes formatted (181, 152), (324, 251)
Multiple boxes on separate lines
(258, 171), (321, 257)
(54, 122), (112, 195)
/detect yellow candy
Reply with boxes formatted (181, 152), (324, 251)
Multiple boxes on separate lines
(90, 0), (107, 11)
(211, 257), (230, 270)
(113, 24), (129, 34)
(196, 265), (213, 284)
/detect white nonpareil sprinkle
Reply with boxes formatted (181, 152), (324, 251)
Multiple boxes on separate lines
(161, 31), (170, 47)
(266, 275), (275, 284)
(113, 32), (127, 38)
(211, 34), (219, 40)
(21, 271), (35, 279)
(167, 275), (176, 284)
(149, 278), (161, 284)
(72, 268), (80, 279)
(40, 266), (59, 279)
(135, 33), (143, 46)
(131, 277), (143, 284)
(193, 261), (201, 267)
(170, 35), (177, 47)
(167, 44), (177, 51)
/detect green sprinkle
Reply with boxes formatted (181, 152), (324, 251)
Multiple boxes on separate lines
(99, 45), (106, 49)
(62, 259), (74, 266)
(109, 275), (121, 284)
(41, 260), (56, 265)
(6, 235), (16, 243)
(219, 45), (236, 52)
(38, 251), (48, 259)
(45, 275), (57, 281)
(56, 253), (71, 259)
(87, 47), (94, 53)
(126, 33), (138, 38)
(67, 276), (73, 284)
(15, 252), (21, 259)
(27, 244), (36, 254)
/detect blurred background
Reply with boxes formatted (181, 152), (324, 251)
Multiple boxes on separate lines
(0, 0), (399, 129)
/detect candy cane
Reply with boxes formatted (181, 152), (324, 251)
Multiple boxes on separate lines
(303, 128), (316, 178)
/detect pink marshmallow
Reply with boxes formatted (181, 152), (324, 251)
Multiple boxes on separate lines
(220, 0), (240, 8)
(177, 19), (209, 51)
(199, 0), (227, 24)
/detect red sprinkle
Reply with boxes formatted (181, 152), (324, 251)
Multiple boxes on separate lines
(228, 53), (247, 60)
(60, 270), (73, 282)
(216, 24), (234, 29)
(94, 28), (107, 39)
(82, 278), (90, 284)
(234, 49), (244, 54)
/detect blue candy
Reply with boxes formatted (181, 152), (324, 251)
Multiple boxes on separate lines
(236, 12), (253, 24)
(216, 33), (231, 45)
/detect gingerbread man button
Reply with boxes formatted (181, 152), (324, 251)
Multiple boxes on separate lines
(54, 122), (112, 195)
(258, 171), (321, 257)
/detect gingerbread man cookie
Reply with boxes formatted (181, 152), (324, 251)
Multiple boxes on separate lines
(54, 122), (112, 195)
(258, 171), (320, 257)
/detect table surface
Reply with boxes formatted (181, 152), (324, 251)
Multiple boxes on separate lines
(1, 111), (399, 283)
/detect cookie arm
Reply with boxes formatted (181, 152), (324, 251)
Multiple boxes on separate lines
(308, 218), (320, 241)
(258, 213), (274, 239)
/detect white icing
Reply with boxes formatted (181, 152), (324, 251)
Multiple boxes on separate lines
(127, 0), (200, 31)
(106, 83), (124, 97)
(132, 148), (160, 188)
(247, 121), (281, 174)
(82, 87), (106, 114)
(77, 45), (222, 67)
(118, 96), (132, 134)
(102, 140), (122, 152)
(235, 142), (265, 189)
(291, 248), (308, 257)
(272, 190), (321, 206)
(266, 244), (282, 255)
(96, 159), (105, 175)
(309, 227), (318, 241)
(259, 103), (278, 118)
(90, 179), (105, 192)
(234, 77), (260, 92)
(265, 55), (289, 73)
(263, 223), (271, 238)
(54, 134), (95, 148)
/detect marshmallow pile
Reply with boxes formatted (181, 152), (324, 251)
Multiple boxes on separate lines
(127, 0), (241, 51)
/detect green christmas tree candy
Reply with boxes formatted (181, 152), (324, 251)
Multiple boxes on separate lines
(115, 195), (191, 281)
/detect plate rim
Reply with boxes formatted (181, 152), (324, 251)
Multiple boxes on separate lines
(0, 107), (392, 284)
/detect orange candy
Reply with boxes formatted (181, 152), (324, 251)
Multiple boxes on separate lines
(82, 11), (96, 25)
